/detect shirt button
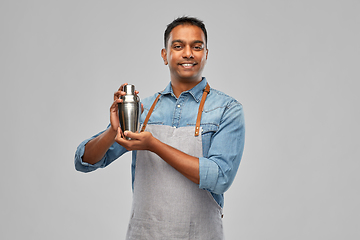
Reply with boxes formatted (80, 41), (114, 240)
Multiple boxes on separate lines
(177, 105), (181, 108)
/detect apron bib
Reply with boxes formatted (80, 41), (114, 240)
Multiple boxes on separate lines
(126, 84), (224, 240)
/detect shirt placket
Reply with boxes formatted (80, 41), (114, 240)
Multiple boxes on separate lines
(172, 94), (186, 128)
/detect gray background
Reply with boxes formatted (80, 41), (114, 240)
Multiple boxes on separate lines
(1, 0), (359, 239)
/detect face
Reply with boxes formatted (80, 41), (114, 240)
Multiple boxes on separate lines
(161, 24), (208, 84)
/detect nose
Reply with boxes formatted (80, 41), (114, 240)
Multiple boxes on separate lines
(182, 45), (194, 59)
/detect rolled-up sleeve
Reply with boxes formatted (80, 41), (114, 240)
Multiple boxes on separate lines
(199, 102), (245, 194)
(74, 128), (128, 173)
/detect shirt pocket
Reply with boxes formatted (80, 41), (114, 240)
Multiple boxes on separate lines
(200, 124), (219, 156)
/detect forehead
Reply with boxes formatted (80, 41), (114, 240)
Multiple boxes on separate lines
(168, 24), (206, 44)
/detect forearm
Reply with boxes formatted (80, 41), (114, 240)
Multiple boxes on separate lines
(82, 127), (117, 165)
(149, 137), (200, 184)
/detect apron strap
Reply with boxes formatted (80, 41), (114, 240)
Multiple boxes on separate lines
(140, 83), (210, 136)
(140, 93), (161, 132)
(195, 83), (210, 136)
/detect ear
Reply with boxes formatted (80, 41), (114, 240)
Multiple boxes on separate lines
(161, 48), (168, 65)
(205, 48), (209, 60)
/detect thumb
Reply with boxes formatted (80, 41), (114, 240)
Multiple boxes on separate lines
(124, 130), (138, 140)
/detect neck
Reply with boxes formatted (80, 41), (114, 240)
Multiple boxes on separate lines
(171, 78), (203, 98)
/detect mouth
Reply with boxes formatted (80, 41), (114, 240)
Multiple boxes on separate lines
(179, 62), (197, 68)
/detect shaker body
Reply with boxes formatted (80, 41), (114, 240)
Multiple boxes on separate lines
(118, 85), (141, 140)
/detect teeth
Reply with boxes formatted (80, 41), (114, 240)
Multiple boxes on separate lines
(182, 63), (194, 67)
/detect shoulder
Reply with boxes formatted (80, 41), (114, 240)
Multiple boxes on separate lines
(141, 92), (162, 110)
(205, 87), (243, 111)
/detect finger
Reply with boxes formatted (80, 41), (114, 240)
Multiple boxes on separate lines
(141, 103), (144, 114)
(118, 83), (128, 91)
(124, 131), (140, 140)
(114, 90), (126, 101)
(114, 83), (128, 101)
(110, 98), (122, 111)
(113, 97), (123, 104)
(116, 127), (125, 140)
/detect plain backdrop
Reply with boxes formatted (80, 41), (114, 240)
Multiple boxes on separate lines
(1, 0), (359, 239)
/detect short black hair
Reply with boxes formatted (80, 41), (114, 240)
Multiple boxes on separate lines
(164, 16), (207, 49)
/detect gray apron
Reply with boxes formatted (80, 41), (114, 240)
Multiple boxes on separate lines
(126, 84), (224, 240)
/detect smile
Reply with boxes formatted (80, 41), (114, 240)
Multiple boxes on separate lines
(180, 63), (197, 67)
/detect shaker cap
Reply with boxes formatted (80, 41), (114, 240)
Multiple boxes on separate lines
(124, 84), (135, 95)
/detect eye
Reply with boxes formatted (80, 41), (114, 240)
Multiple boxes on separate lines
(193, 45), (203, 50)
(173, 45), (183, 50)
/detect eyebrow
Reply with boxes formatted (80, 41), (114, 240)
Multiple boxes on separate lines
(171, 39), (205, 45)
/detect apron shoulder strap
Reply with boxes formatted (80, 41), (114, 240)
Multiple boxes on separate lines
(195, 83), (210, 136)
(140, 94), (161, 132)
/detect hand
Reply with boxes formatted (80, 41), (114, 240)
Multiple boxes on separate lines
(110, 83), (142, 134)
(115, 128), (155, 151)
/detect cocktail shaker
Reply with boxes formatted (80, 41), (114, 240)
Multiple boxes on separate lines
(118, 84), (141, 140)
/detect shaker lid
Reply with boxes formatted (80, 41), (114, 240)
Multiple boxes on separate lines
(124, 84), (135, 95)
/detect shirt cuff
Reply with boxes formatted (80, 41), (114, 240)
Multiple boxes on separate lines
(199, 157), (219, 190)
(74, 138), (106, 171)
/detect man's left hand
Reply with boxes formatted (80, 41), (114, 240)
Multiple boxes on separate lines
(115, 128), (155, 151)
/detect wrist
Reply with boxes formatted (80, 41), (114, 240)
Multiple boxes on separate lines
(147, 135), (161, 152)
(107, 126), (118, 139)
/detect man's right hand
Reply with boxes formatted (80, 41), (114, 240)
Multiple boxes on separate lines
(82, 83), (140, 164)
(110, 83), (141, 136)
(110, 83), (127, 133)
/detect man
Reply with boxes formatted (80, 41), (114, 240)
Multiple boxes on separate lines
(75, 16), (245, 239)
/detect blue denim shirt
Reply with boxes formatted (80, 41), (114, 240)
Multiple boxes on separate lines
(74, 78), (245, 208)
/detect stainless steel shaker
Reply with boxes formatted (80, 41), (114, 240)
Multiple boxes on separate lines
(118, 84), (141, 140)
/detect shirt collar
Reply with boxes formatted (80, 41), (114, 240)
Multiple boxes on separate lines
(160, 77), (208, 102)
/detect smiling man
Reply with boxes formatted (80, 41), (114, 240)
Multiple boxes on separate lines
(161, 23), (208, 93)
(75, 16), (245, 239)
